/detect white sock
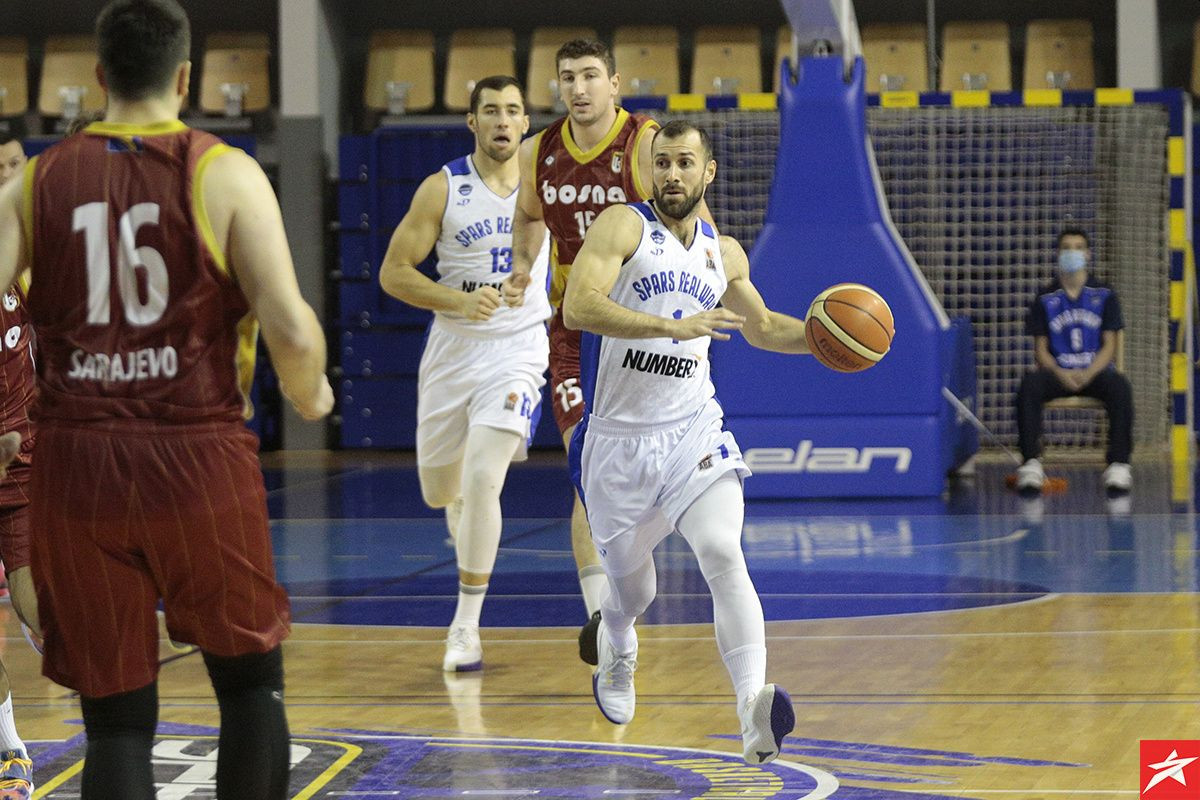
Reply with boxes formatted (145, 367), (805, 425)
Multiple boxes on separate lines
(0, 694), (24, 754)
(603, 617), (638, 655)
(723, 644), (767, 712)
(579, 566), (609, 617)
(451, 582), (487, 627)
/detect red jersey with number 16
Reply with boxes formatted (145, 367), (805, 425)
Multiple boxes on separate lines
(534, 108), (658, 305)
(26, 120), (258, 425)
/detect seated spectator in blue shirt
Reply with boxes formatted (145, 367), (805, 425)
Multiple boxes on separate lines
(1015, 228), (1132, 494)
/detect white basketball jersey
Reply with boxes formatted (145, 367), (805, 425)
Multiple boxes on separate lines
(434, 155), (551, 336)
(585, 202), (727, 427)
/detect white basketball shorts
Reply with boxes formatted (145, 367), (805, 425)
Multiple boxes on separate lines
(571, 398), (751, 578)
(417, 319), (549, 468)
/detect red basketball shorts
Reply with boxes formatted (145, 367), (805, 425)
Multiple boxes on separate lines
(549, 307), (585, 435)
(31, 421), (290, 698)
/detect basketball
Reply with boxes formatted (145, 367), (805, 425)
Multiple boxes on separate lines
(805, 283), (895, 373)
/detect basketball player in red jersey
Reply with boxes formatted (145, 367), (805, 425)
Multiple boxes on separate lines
(0, 2), (332, 797)
(504, 39), (714, 664)
(0, 133), (38, 800)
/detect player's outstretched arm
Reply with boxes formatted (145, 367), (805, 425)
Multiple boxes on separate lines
(379, 172), (500, 321)
(718, 235), (809, 354)
(207, 149), (332, 421)
(0, 166), (29, 296)
(564, 206), (744, 340)
(503, 135), (547, 307)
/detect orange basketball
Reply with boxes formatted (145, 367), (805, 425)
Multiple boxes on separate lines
(804, 284), (895, 373)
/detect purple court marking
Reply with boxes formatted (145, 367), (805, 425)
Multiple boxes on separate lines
(28, 721), (1086, 798)
(317, 731), (839, 797)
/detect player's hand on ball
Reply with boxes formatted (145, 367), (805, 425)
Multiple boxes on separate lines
(501, 272), (530, 307)
(673, 308), (745, 341)
(290, 376), (335, 421)
(461, 285), (502, 321)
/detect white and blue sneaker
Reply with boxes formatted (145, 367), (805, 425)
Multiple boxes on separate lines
(443, 622), (482, 672)
(592, 623), (636, 724)
(740, 684), (795, 764)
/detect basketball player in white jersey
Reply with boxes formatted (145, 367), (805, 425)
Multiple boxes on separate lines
(563, 121), (811, 764)
(380, 76), (551, 672)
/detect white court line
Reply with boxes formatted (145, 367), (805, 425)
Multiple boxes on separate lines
(278, 623), (1200, 645)
(286, 592), (1055, 601)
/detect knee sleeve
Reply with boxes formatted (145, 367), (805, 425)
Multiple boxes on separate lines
(678, 475), (748, 583)
(80, 682), (159, 740)
(203, 646), (284, 697)
(607, 560), (657, 619)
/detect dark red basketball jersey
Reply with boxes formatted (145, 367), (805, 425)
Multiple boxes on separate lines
(534, 108), (658, 304)
(0, 276), (36, 478)
(26, 121), (257, 425)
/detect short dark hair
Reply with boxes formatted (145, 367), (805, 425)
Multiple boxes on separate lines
(555, 38), (616, 78)
(469, 75), (525, 115)
(653, 120), (713, 163)
(0, 133), (19, 148)
(96, 0), (191, 101)
(1058, 227), (1090, 248)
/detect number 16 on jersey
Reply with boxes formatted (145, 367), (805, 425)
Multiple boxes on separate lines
(73, 201), (169, 326)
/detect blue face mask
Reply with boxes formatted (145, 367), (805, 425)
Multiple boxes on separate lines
(1058, 249), (1087, 274)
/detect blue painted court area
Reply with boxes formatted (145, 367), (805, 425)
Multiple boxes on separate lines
(36, 725), (1084, 800)
(263, 456), (1199, 629)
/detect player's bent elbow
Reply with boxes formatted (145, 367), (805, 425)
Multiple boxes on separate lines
(562, 299), (587, 331)
(378, 262), (415, 301)
(264, 314), (322, 364)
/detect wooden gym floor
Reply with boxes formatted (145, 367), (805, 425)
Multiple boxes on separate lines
(7, 453), (1195, 799)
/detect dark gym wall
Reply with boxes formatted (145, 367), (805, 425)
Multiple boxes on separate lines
(1160, 0), (1198, 91)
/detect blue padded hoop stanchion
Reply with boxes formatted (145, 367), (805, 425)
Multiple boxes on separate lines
(711, 54), (977, 498)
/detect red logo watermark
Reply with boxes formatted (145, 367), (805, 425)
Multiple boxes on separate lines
(1142, 741), (1200, 798)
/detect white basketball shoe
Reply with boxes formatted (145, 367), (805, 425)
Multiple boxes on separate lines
(1103, 462), (1132, 492)
(592, 623), (637, 724)
(740, 684), (796, 764)
(1015, 458), (1045, 492)
(443, 622), (482, 672)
